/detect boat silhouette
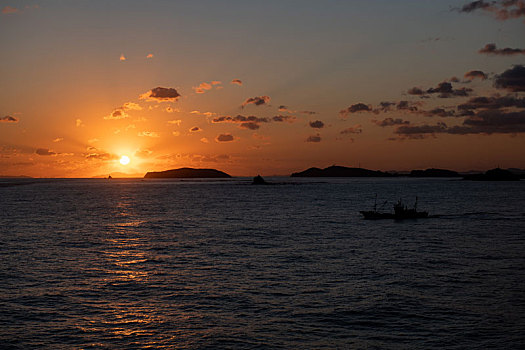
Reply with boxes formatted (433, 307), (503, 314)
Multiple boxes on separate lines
(360, 196), (428, 220)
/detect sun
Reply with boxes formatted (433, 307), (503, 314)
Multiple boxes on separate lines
(119, 155), (130, 165)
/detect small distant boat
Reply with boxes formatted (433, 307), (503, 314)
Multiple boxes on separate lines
(360, 196), (428, 220)
(107, 175), (112, 180)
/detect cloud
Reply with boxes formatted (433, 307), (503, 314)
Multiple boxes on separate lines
(104, 108), (128, 120)
(407, 87), (426, 96)
(300, 110), (317, 115)
(167, 119), (182, 126)
(306, 134), (321, 142)
(146, 53), (154, 59)
(122, 102), (142, 110)
(459, 0), (525, 20)
(1, 115), (18, 123)
(135, 149), (153, 158)
(53, 138), (63, 143)
(231, 79), (243, 86)
(426, 82), (472, 98)
(138, 131), (159, 137)
(395, 110), (525, 137)
(340, 125), (362, 134)
(35, 148), (56, 156)
(479, 43), (525, 55)
(421, 108), (456, 117)
(309, 120), (325, 128)
(2, 6), (18, 14)
(464, 70), (488, 80)
(120, 54), (126, 61)
(397, 100), (419, 111)
(76, 119), (84, 127)
(278, 105), (290, 112)
(140, 87), (181, 102)
(189, 126), (202, 132)
(339, 103), (372, 118)
(242, 96), (270, 107)
(193, 82), (212, 94)
(458, 95), (525, 110)
(212, 115), (270, 129)
(165, 106), (174, 113)
(172, 131), (180, 136)
(272, 115), (296, 123)
(373, 118), (410, 127)
(85, 150), (118, 160)
(200, 137), (209, 143)
(494, 65), (525, 92)
(216, 133), (234, 142)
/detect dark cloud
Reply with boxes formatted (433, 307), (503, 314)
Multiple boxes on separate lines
(373, 118), (410, 127)
(272, 115), (296, 123)
(35, 148), (56, 156)
(426, 82), (472, 98)
(189, 126), (202, 132)
(494, 65), (525, 92)
(395, 110), (525, 137)
(459, 0), (525, 20)
(140, 87), (181, 102)
(397, 100), (419, 111)
(231, 79), (242, 86)
(339, 103), (372, 118)
(309, 120), (325, 129)
(459, 0), (492, 13)
(216, 133), (234, 142)
(407, 87), (425, 96)
(340, 125), (362, 134)
(242, 96), (270, 107)
(479, 43), (525, 56)
(1, 115), (18, 123)
(376, 101), (396, 113)
(278, 105), (289, 112)
(212, 115), (270, 130)
(421, 108), (456, 117)
(306, 134), (321, 142)
(240, 122), (260, 130)
(449, 76), (460, 83)
(458, 95), (525, 110)
(464, 70), (488, 80)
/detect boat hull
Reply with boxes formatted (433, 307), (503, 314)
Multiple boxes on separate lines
(360, 210), (429, 220)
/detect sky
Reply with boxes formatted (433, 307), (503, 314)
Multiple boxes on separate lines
(1, 0), (524, 177)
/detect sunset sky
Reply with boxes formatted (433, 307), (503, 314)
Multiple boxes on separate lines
(1, 0), (524, 177)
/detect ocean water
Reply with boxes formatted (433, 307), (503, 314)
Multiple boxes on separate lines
(1, 177), (524, 349)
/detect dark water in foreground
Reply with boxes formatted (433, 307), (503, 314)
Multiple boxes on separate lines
(1, 177), (524, 349)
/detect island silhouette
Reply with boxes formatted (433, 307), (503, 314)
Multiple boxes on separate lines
(291, 165), (393, 177)
(144, 167), (231, 178)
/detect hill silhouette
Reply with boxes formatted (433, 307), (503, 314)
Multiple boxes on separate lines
(291, 166), (393, 177)
(410, 168), (460, 177)
(144, 167), (231, 179)
(463, 168), (521, 181)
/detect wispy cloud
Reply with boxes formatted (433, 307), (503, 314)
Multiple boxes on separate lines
(120, 54), (126, 61)
(479, 43), (525, 55)
(138, 131), (160, 137)
(231, 79), (243, 86)
(306, 134), (321, 142)
(464, 70), (488, 80)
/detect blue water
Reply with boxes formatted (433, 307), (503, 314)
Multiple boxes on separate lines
(1, 177), (524, 349)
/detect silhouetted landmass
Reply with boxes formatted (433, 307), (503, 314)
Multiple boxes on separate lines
(463, 168), (521, 181)
(144, 167), (231, 179)
(291, 166), (393, 177)
(410, 168), (460, 177)
(252, 175), (269, 185)
(0, 175), (32, 178)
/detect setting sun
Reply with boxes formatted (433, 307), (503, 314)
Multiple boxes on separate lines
(119, 155), (130, 165)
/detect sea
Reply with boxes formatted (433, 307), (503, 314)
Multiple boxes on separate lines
(1, 177), (524, 349)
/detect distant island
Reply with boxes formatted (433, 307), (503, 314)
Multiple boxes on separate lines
(409, 168), (460, 177)
(463, 168), (521, 181)
(144, 167), (231, 178)
(291, 166), (393, 177)
(289, 165), (522, 179)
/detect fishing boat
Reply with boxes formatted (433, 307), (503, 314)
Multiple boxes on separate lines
(360, 196), (428, 220)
